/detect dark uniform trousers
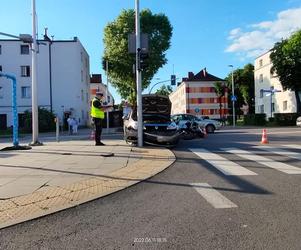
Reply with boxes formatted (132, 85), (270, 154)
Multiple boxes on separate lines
(93, 118), (103, 144)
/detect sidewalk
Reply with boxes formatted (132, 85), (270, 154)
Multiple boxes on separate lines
(0, 133), (175, 229)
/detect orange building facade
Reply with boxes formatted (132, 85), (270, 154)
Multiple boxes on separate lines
(169, 68), (228, 119)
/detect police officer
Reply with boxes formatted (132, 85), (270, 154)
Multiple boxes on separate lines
(91, 91), (105, 146)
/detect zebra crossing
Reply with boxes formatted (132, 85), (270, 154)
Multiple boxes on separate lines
(188, 144), (301, 209)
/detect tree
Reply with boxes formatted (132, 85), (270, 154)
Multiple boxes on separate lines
(213, 81), (226, 120)
(270, 30), (301, 113)
(103, 9), (173, 104)
(225, 63), (255, 115)
(155, 84), (173, 96)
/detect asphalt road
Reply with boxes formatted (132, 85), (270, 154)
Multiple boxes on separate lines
(0, 127), (300, 250)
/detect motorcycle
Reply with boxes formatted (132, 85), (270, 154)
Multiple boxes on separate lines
(177, 121), (205, 140)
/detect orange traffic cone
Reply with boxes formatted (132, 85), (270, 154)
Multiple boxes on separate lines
(261, 129), (268, 144)
(90, 130), (95, 140)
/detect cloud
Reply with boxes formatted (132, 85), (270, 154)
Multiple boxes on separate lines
(225, 7), (301, 59)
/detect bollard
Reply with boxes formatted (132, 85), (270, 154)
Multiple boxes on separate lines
(55, 116), (60, 142)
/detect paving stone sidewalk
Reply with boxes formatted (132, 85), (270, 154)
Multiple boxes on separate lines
(0, 138), (175, 229)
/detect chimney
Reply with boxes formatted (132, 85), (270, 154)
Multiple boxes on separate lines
(203, 68), (207, 77)
(43, 27), (52, 42)
(188, 72), (194, 79)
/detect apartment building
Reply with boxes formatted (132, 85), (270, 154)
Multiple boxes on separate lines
(254, 50), (296, 118)
(169, 68), (228, 119)
(0, 36), (90, 129)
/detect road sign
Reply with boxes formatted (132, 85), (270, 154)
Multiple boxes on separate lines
(231, 95), (237, 102)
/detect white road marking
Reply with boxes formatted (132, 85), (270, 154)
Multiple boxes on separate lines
(282, 144), (301, 150)
(223, 148), (301, 174)
(189, 148), (257, 176)
(191, 183), (238, 209)
(253, 145), (301, 161)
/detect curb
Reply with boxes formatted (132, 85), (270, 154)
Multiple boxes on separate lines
(0, 147), (175, 230)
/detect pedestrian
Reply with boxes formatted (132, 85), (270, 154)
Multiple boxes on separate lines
(72, 118), (78, 134)
(122, 100), (132, 119)
(91, 91), (105, 146)
(67, 116), (73, 135)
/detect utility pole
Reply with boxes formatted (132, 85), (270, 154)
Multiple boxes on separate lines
(106, 60), (110, 134)
(229, 65), (235, 127)
(135, 0), (143, 147)
(30, 0), (41, 145)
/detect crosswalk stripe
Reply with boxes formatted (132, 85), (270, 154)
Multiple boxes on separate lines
(189, 148), (257, 176)
(191, 183), (238, 209)
(223, 148), (301, 174)
(282, 144), (301, 150)
(253, 145), (301, 161)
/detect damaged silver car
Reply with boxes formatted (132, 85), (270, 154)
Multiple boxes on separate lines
(123, 94), (181, 147)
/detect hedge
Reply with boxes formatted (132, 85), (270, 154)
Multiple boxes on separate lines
(23, 108), (56, 132)
(243, 114), (267, 126)
(273, 113), (300, 126)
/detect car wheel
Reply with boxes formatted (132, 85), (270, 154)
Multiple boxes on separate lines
(206, 124), (215, 133)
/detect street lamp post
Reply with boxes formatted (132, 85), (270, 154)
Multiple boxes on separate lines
(135, 0), (143, 147)
(149, 79), (177, 94)
(228, 65), (235, 127)
(30, 0), (42, 146)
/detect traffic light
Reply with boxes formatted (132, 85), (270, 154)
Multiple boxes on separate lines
(139, 52), (149, 71)
(171, 74), (176, 85)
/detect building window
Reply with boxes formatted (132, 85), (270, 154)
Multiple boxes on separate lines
(21, 66), (30, 77)
(272, 103), (275, 112)
(81, 70), (83, 82)
(0, 45), (1, 54)
(21, 86), (31, 98)
(0, 65), (2, 72)
(283, 101), (288, 111)
(0, 86), (3, 99)
(20, 45), (29, 55)
(260, 105), (264, 113)
(81, 89), (84, 101)
(107, 95), (111, 103)
(259, 74), (263, 83)
(259, 59), (263, 67)
(260, 89), (263, 98)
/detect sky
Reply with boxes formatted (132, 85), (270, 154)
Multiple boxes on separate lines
(1, 0), (301, 104)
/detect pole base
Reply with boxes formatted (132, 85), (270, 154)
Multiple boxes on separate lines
(1, 145), (32, 151)
(29, 141), (43, 146)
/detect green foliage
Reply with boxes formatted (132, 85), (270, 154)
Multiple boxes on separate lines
(103, 9), (173, 104)
(155, 84), (173, 96)
(213, 81), (226, 119)
(225, 64), (255, 114)
(23, 108), (56, 133)
(270, 30), (301, 112)
(273, 113), (299, 126)
(243, 114), (267, 126)
(213, 81), (225, 97)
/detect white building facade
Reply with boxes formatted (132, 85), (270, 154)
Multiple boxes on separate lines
(255, 50), (297, 118)
(0, 37), (90, 129)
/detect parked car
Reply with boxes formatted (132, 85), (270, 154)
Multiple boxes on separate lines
(296, 116), (301, 127)
(171, 113), (221, 133)
(123, 94), (181, 147)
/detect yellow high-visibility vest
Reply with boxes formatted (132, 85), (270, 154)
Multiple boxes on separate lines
(90, 97), (104, 119)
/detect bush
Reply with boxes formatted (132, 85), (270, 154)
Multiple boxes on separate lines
(243, 114), (267, 126)
(23, 108), (56, 132)
(273, 113), (299, 126)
